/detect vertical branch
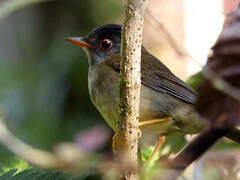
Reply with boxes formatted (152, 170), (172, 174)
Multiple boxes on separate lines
(113, 0), (147, 179)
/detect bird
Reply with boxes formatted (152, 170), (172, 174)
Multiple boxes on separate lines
(66, 24), (206, 146)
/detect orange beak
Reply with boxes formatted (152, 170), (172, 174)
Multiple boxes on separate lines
(66, 37), (93, 48)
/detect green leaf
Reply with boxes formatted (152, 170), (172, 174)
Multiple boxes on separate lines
(141, 146), (155, 162)
(0, 169), (102, 180)
(0, 169), (17, 180)
(187, 72), (204, 90)
(161, 133), (186, 155)
(0, 145), (31, 175)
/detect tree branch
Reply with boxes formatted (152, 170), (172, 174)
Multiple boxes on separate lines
(112, 0), (147, 179)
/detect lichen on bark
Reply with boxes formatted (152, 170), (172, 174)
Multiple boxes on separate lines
(113, 0), (148, 180)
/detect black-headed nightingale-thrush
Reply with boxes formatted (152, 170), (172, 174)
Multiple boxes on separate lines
(67, 24), (206, 146)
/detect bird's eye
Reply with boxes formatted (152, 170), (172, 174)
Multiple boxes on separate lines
(100, 39), (112, 50)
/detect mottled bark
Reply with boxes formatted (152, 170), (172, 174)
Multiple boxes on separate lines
(112, 0), (147, 180)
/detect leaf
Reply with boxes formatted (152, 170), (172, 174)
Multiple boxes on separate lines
(0, 145), (31, 176)
(161, 133), (186, 155)
(0, 169), (102, 180)
(141, 146), (155, 162)
(0, 169), (17, 180)
(187, 72), (204, 90)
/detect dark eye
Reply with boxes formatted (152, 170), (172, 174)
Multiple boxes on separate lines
(100, 39), (112, 50)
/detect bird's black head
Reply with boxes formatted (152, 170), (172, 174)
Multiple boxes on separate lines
(67, 24), (121, 65)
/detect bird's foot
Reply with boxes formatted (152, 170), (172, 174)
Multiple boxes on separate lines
(147, 136), (166, 162)
(141, 136), (166, 176)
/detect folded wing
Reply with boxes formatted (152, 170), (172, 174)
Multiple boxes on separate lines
(105, 49), (197, 104)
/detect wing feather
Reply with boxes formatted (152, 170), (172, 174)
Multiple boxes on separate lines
(105, 48), (197, 104)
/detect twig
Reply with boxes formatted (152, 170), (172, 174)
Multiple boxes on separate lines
(113, 0), (148, 179)
(202, 66), (240, 101)
(155, 126), (229, 180)
(0, 117), (68, 169)
(0, 117), (118, 175)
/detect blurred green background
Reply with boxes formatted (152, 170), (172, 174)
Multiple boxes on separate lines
(0, 0), (124, 168)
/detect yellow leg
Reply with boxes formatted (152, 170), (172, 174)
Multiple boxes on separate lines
(147, 136), (166, 162)
(142, 136), (166, 176)
(139, 117), (172, 127)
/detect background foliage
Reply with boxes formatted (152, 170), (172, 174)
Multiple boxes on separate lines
(0, 0), (239, 179)
(0, 0), (123, 174)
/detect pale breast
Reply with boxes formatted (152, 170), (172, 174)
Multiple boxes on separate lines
(88, 64), (119, 129)
(88, 63), (206, 144)
(88, 63), (177, 132)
